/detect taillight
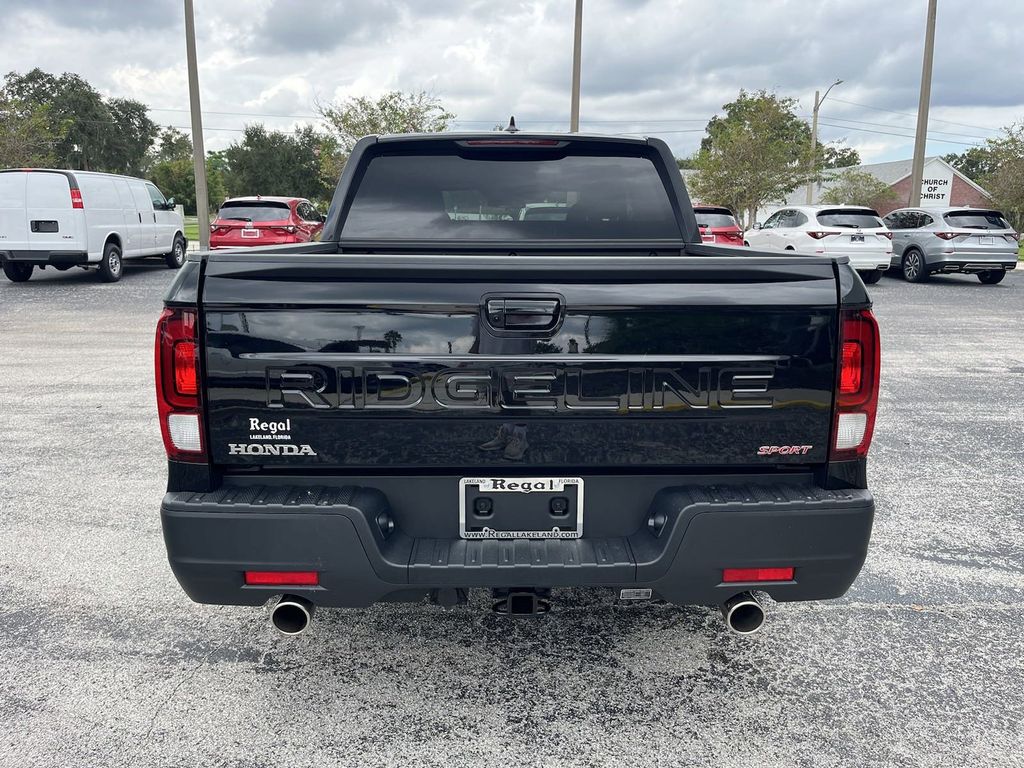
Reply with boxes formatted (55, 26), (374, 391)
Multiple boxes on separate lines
(935, 231), (958, 240)
(461, 139), (563, 146)
(155, 307), (206, 462)
(70, 188), (84, 209)
(1007, 232), (1020, 242)
(832, 309), (880, 460)
(840, 340), (862, 394)
(806, 231), (839, 240)
(878, 231), (893, 240)
(174, 341), (197, 395)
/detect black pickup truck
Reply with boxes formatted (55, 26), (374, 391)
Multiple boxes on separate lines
(156, 133), (879, 635)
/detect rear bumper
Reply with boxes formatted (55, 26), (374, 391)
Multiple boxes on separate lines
(161, 480), (874, 608)
(822, 248), (891, 271)
(0, 249), (89, 266)
(928, 256), (1017, 274)
(209, 236), (304, 249)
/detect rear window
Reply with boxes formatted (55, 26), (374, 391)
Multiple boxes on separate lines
(694, 210), (737, 228)
(943, 211), (1010, 230)
(26, 172), (72, 209)
(0, 172), (26, 209)
(218, 201), (291, 222)
(341, 148), (680, 240)
(816, 209), (883, 229)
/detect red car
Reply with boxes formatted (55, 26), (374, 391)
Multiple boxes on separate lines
(693, 205), (744, 246)
(209, 196), (324, 248)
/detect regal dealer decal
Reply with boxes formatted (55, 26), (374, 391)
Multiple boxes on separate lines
(227, 418), (318, 457)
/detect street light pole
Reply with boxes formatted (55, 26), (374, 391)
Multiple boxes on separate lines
(909, 0), (938, 207)
(569, 0), (583, 132)
(806, 79), (843, 204)
(184, 0), (210, 251)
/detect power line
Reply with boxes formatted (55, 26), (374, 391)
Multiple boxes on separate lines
(149, 106), (325, 120)
(148, 106), (711, 125)
(816, 114), (992, 142)
(454, 117), (710, 125)
(617, 128), (706, 135)
(828, 96), (1001, 134)
(816, 120), (982, 147)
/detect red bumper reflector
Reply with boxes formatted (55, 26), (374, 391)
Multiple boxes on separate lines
(244, 571), (319, 586)
(722, 567), (794, 583)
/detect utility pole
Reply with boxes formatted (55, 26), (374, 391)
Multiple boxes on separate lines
(806, 79), (843, 204)
(569, 0), (583, 132)
(184, 0), (210, 250)
(909, 0), (938, 207)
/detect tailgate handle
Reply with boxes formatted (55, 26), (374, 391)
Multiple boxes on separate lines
(485, 298), (561, 331)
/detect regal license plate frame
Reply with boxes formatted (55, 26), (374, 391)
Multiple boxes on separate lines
(459, 477), (584, 540)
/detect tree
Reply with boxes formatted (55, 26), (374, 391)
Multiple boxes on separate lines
(690, 90), (816, 227)
(676, 154), (699, 170)
(4, 69), (109, 170)
(820, 170), (897, 211)
(149, 126), (193, 166)
(317, 90), (455, 153)
(942, 146), (998, 183)
(979, 123), (1024, 231)
(700, 90), (815, 154)
(0, 94), (62, 167)
(105, 97), (158, 174)
(3, 69), (157, 173)
(822, 144), (860, 169)
(221, 124), (337, 203)
(146, 129), (232, 214)
(150, 157), (226, 215)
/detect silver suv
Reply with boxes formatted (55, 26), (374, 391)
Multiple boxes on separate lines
(883, 207), (1019, 284)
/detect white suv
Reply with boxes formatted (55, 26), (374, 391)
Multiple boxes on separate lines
(745, 205), (893, 284)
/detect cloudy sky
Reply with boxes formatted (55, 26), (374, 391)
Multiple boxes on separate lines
(3, 0), (1022, 163)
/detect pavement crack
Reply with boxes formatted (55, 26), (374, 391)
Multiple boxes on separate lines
(142, 660), (204, 743)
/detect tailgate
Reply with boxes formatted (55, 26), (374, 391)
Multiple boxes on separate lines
(199, 253), (839, 471)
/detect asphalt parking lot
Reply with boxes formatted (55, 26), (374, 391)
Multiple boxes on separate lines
(1, 262), (1022, 768)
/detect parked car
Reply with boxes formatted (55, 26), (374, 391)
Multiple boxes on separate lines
(0, 168), (186, 283)
(157, 132), (878, 637)
(693, 205), (744, 246)
(883, 207), (1019, 284)
(745, 205), (892, 284)
(209, 196), (324, 248)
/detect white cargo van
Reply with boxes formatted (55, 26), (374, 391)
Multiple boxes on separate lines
(0, 169), (187, 283)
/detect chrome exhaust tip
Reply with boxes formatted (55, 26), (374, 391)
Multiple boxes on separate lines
(721, 592), (765, 635)
(271, 594), (314, 636)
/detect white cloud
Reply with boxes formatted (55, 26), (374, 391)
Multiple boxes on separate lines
(1, 0), (1021, 161)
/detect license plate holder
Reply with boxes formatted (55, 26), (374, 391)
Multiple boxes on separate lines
(240, 228), (260, 238)
(459, 477), (584, 539)
(850, 234), (865, 242)
(979, 236), (995, 245)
